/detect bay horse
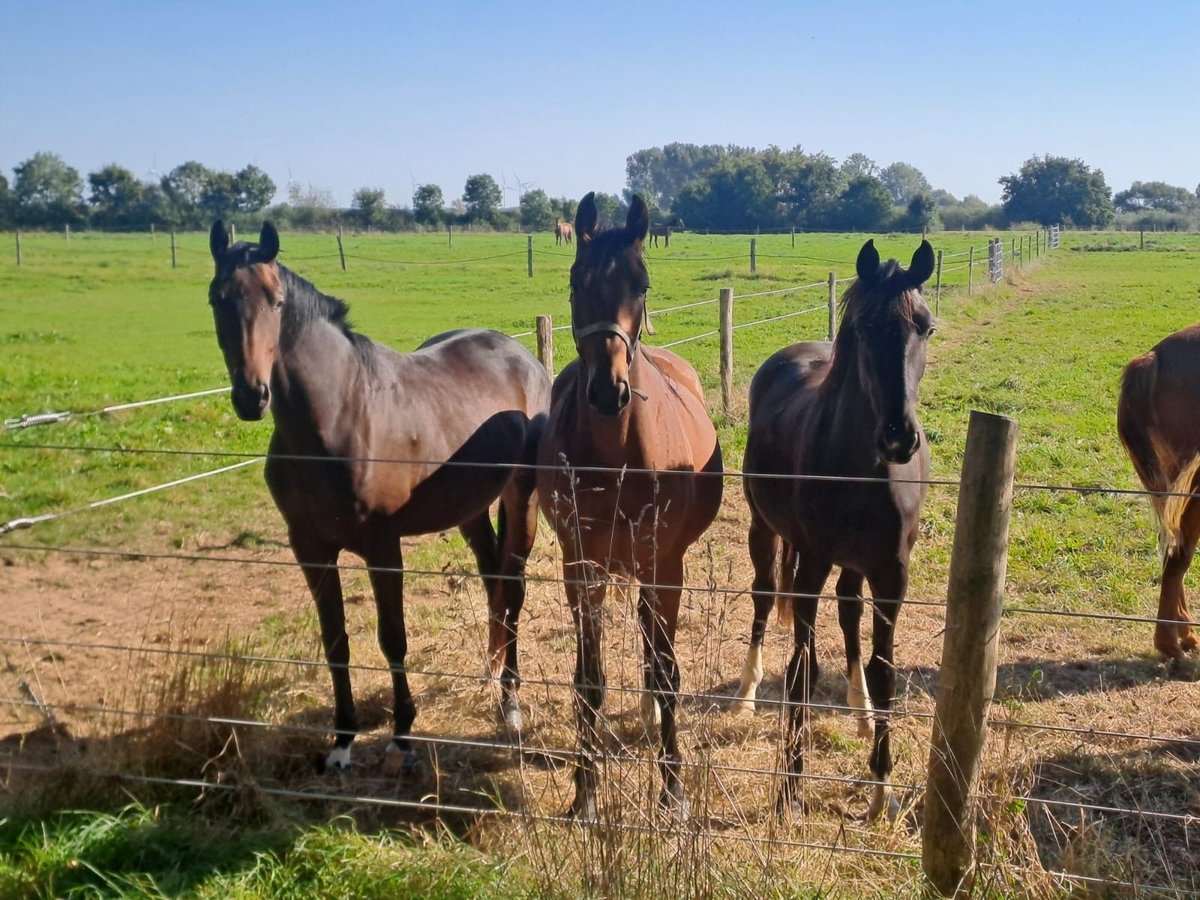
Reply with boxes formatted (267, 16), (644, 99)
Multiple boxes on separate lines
(207, 221), (550, 772)
(737, 239), (935, 820)
(555, 218), (574, 246)
(1117, 324), (1200, 658)
(537, 193), (723, 819)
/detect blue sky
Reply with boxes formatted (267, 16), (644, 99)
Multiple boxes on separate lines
(2, 1), (1196, 208)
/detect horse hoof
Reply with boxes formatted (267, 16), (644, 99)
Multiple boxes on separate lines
(502, 705), (524, 738)
(382, 742), (419, 777)
(640, 695), (661, 734)
(566, 796), (598, 824)
(1181, 633), (1198, 652)
(659, 789), (690, 821)
(729, 697), (756, 717)
(867, 788), (901, 823)
(325, 745), (353, 772)
(855, 716), (874, 740)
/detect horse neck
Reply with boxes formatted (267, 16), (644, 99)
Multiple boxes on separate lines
(817, 329), (880, 455)
(270, 270), (368, 441)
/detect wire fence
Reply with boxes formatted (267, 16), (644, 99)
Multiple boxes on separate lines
(7, 227), (1189, 893)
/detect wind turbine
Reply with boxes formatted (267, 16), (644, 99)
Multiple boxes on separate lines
(146, 154), (160, 185)
(500, 170), (518, 209)
(513, 172), (536, 205)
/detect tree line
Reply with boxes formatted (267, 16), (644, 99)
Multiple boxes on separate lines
(1, 148), (1197, 234)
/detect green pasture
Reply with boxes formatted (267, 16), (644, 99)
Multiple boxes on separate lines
(2, 227), (1199, 896)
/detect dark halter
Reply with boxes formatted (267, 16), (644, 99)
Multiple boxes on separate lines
(571, 307), (650, 401)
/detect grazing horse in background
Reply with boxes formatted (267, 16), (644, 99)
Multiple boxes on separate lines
(647, 218), (682, 249)
(537, 193), (723, 820)
(208, 221), (550, 772)
(738, 239), (935, 820)
(555, 218), (574, 246)
(1117, 324), (1200, 658)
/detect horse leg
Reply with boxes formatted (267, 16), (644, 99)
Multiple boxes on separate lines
(492, 472), (539, 735)
(836, 569), (873, 739)
(863, 564), (906, 821)
(292, 535), (357, 770)
(778, 556), (830, 818)
(567, 559), (608, 821)
(1156, 492), (1200, 657)
(733, 506), (779, 715)
(363, 536), (417, 775)
(638, 555), (687, 813)
(459, 512), (502, 671)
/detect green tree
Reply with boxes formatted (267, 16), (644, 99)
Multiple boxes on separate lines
(899, 192), (941, 232)
(88, 163), (146, 230)
(625, 142), (727, 212)
(463, 174), (502, 225)
(675, 157), (777, 231)
(13, 151), (85, 228)
(233, 165), (276, 213)
(832, 176), (894, 231)
(879, 162), (932, 206)
(519, 188), (554, 229)
(201, 171), (240, 222)
(412, 183), (444, 228)
(161, 161), (214, 228)
(0, 174), (12, 228)
(590, 192), (625, 227)
(286, 182), (338, 230)
(999, 155), (1114, 227)
(352, 187), (388, 230)
(1114, 180), (1197, 213)
(778, 150), (844, 227)
(840, 152), (879, 181)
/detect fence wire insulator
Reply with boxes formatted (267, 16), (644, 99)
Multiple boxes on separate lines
(4, 411), (72, 430)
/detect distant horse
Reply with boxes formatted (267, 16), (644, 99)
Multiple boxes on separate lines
(647, 218), (682, 249)
(738, 239), (935, 820)
(207, 221), (550, 772)
(537, 193), (723, 819)
(555, 218), (574, 246)
(1117, 324), (1200, 658)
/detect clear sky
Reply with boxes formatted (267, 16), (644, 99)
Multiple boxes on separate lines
(2, 1), (1196, 208)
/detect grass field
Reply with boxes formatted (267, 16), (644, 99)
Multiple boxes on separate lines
(1, 227), (1198, 896)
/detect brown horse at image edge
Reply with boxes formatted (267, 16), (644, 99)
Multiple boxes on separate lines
(738, 238), (935, 821)
(207, 221), (550, 772)
(1117, 324), (1200, 658)
(537, 192), (723, 820)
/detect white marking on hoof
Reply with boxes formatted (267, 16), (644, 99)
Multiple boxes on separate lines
(325, 744), (352, 771)
(848, 662), (874, 739)
(382, 741), (409, 776)
(868, 781), (899, 822)
(503, 704), (524, 737)
(734, 645), (764, 715)
(640, 693), (661, 733)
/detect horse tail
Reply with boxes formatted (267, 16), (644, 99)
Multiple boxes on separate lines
(1117, 351), (1179, 556)
(775, 542), (797, 629)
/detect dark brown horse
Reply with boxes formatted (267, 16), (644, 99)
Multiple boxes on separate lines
(555, 218), (574, 246)
(208, 221), (550, 772)
(739, 239), (935, 820)
(537, 193), (723, 819)
(1117, 324), (1200, 658)
(647, 218), (682, 249)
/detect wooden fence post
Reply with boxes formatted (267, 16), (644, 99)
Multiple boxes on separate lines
(719, 288), (734, 415)
(790, 226), (795, 248)
(336, 226), (347, 271)
(527, 235), (533, 278)
(826, 272), (837, 341)
(922, 410), (1018, 896)
(64, 223), (70, 240)
(170, 231), (177, 270)
(967, 246), (974, 295)
(15, 231), (21, 267)
(536, 314), (554, 377)
(749, 237), (756, 274)
(1140, 229), (1145, 250)
(448, 224), (453, 248)
(934, 249), (943, 317)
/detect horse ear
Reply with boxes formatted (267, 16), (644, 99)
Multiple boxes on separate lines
(907, 239), (935, 287)
(575, 192), (599, 246)
(625, 194), (650, 244)
(855, 239), (880, 285)
(257, 221), (280, 263)
(210, 220), (229, 261)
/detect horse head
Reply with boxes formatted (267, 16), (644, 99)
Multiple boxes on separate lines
(844, 239), (936, 464)
(569, 192), (651, 417)
(208, 220), (284, 421)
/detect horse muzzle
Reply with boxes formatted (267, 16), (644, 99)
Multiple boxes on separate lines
(877, 421), (921, 465)
(586, 376), (631, 418)
(231, 379), (270, 421)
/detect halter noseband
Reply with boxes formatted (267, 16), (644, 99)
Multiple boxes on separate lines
(572, 319), (639, 360)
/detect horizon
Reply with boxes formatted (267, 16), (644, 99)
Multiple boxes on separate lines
(2, 1), (1197, 210)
